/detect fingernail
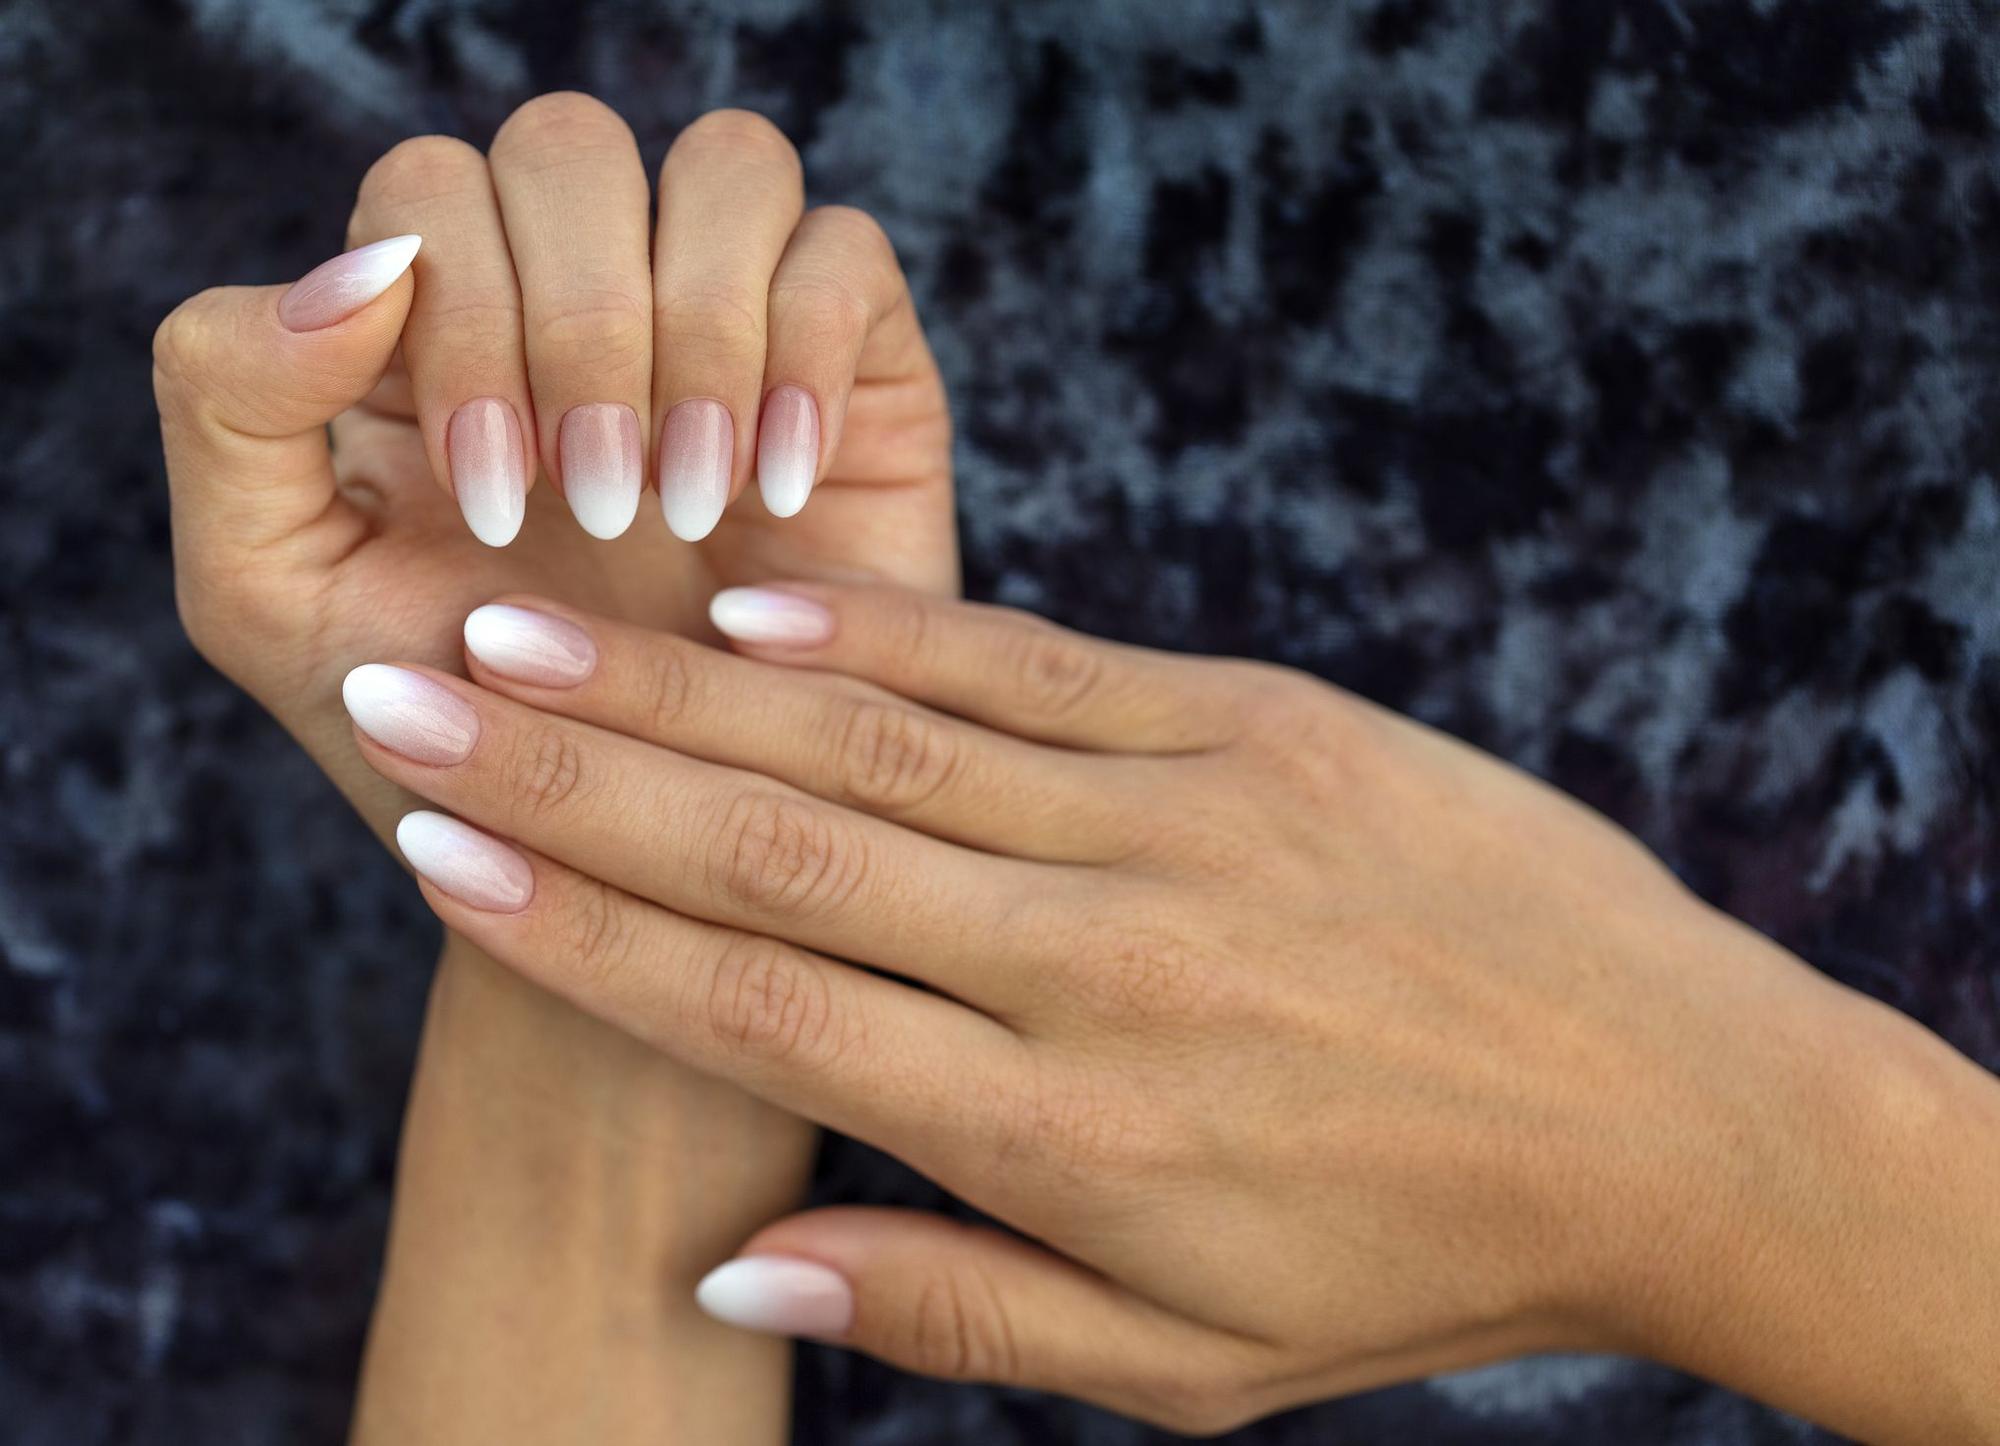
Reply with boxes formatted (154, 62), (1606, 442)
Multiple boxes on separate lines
(558, 404), (642, 539)
(395, 811), (533, 913)
(463, 604), (597, 688)
(277, 234), (421, 332)
(449, 397), (527, 547)
(756, 385), (819, 519)
(342, 664), (479, 765)
(708, 587), (834, 647)
(659, 398), (734, 542)
(695, 1257), (854, 1338)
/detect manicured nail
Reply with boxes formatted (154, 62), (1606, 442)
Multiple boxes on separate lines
(695, 1257), (853, 1337)
(395, 811), (533, 913)
(756, 385), (819, 519)
(277, 234), (421, 332)
(558, 403), (642, 539)
(659, 398), (734, 542)
(449, 397), (527, 547)
(463, 604), (597, 688)
(341, 664), (479, 765)
(708, 587), (833, 647)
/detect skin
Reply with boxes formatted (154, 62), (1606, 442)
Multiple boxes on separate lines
(351, 584), (2000, 1443)
(152, 96), (954, 1443)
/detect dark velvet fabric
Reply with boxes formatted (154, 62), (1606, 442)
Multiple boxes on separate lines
(4, 2), (1996, 1441)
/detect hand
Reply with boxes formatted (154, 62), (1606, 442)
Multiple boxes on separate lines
(153, 94), (953, 841)
(342, 585), (2000, 1441)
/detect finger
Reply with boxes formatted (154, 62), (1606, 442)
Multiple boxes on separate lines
(349, 136), (533, 546)
(488, 93), (652, 539)
(707, 585), (1234, 753)
(695, 1209), (1263, 1435)
(756, 206), (910, 520)
(342, 665), (1066, 1013)
(393, 811), (1014, 1170)
(155, 236), (417, 580)
(460, 599), (1139, 861)
(651, 109), (803, 541)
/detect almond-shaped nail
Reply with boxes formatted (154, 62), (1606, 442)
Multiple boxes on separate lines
(449, 397), (527, 547)
(341, 664), (479, 765)
(694, 1257), (853, 1337)
(277, 234), (421, 332)
(395, 811), (533, 913)
(757, 385), (819, 519)
(660, 398), (734, 542)
(463, 604), (597, 688)
(708, 587), (834, 647)
(558, 403), (642, 539)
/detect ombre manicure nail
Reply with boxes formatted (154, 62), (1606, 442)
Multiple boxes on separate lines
(395, 811), (534, 913)
(277, 234), (422, 332)
(558, 403), (642, 539)
(341, 664), (479, 765)
(449, 397), (528, 547)
(756, 385), (819, 518)
(659, 398), (734, 542)
(708, 587), (834, 647)
(463, 604), (597, 688)
(694, 1257), (854, 1337)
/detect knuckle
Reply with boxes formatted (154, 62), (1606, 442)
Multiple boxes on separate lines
(534, 287), (652, 365)
(1007, 621), (1107, 721)
(711, 792), (863, 918)
(768, 277), (870, 341)
(835, 701), (959, 814)
(508, 725), (587, 820)
(807, 204), (895, 263)
(565, 880), (635, 994)
(492, 91), (633, 164)
(1079, 921), (1217, 1029)
(358, 134), (486, 210)
(151, 291), (223, 387)
(704, 937), (835, 1065)
(653, 286), (765, 357)
(641, 642), (697, 736)
(908, 1266), (1019, 1383)
(670, 108), (800, 175)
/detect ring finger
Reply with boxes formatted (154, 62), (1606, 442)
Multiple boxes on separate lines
(650, 109), (804, 541)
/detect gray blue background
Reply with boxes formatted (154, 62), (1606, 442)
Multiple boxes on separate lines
(3, 1), (1997, 1441)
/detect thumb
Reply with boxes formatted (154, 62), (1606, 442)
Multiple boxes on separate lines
(153, 234), (418, 566)
(693, 1207), (1263, 1434)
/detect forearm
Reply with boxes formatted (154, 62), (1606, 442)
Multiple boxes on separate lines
(1621, 927), (2000, 1444)
(350, 934), (816, 1445)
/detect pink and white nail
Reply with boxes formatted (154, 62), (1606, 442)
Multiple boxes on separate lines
(707, 587), (834, 647)
(660, 397), (734, 542)
(277, 234), (421, 332)
(463, 604), (597, 688)
(341, 664), (479, 765)
(558, 403), (642, 540)
(756, 385), (820, 519)
(449, 397), (528, 547)
(395, 811), (534, 913)
(694, 1256), (854, 1337)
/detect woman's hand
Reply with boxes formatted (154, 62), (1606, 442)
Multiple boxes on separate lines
(153, 93), (953, 842)
(343, 585), (2000, 1442)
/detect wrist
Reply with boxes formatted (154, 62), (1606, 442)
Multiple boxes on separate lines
(1600, 919), (2000, 1443)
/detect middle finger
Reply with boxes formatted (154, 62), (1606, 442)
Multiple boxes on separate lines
(488, 93), (654, 539)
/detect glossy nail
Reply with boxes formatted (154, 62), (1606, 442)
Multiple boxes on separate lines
(756, 385), (819, 518)
(694, 1257), (854, 1337)
(557, 403), (642, 539)
(449, 397), (527, 547)
(708, 587), (834, 647)
(659, 398), (734, 542)
(277, 234), (421, 332)
(395, 811), (534, 913)
(341, 664), (479, 765)
(463, 604), (597, 688)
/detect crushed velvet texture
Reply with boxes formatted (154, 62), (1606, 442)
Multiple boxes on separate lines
(3, 2), (1996, 1442)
